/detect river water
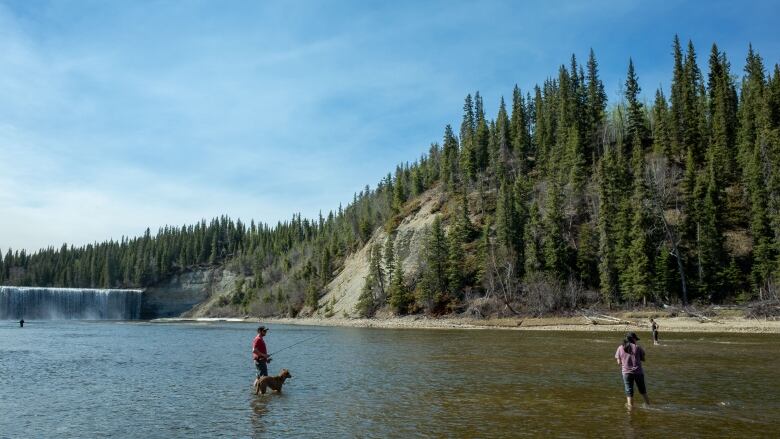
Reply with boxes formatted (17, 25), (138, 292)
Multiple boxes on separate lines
(1, 321), (778, 438)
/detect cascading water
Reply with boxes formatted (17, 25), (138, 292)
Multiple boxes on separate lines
(0, 286), (143, 320)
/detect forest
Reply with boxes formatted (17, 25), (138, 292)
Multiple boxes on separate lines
(2, 36), (779, 317)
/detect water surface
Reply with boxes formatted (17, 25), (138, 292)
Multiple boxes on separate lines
(1, 321), (778, 438)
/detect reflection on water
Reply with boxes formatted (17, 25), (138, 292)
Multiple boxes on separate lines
(250, 396), (270, 436)
(1, 321), (778, 438)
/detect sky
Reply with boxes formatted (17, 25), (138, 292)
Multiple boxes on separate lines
(1, 0), (779, 252)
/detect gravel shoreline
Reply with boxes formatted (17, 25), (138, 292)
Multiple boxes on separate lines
(152, 315), (780, 333)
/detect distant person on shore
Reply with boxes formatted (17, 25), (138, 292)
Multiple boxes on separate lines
(19, 319), (24, 328)
(252, 326), (272, 389)
(615, 332), (650, 409)
(650, 318), (659, 345)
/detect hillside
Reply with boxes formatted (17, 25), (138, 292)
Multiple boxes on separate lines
(2, 36), (780, 319)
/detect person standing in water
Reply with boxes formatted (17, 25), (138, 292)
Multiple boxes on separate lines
(252, 326), (272, 388)
(19, 318), (24, 328)
(650, 318), (659, 345)
(615, 332), (650, 409)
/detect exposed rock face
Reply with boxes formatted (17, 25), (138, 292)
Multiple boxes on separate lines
(141, 187), (445, 319)
(141, 269), (239, 318)
(318, 187), (443, 317)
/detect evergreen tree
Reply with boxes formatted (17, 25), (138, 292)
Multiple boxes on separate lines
(586, 48), (607, 163)
(357, 243), (385, 317)
(419, 216), (449, 312)
(622, 140), (652, 303)
(670, 35), (685, 157)
(624, 58), (647, 149)
(652, 89), (673, 157)
(384, 234), (395, 285)
(542, 183), (567, 277)
(441, 125), (459, 188)
(460, 94), (477, 181)
(388, 256), (412, 314)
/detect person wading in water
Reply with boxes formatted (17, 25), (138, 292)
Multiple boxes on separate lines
(650, 318), (659, 345)
(615, 332), (650, 409)
(252, 326), (272, 389)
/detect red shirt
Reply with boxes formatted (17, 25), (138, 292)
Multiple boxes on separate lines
(252, 335), (267, 361)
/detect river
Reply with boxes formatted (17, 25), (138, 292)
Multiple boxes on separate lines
(1, 321), (777, 438)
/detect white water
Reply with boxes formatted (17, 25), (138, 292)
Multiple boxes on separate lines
(0, 286), (142, 320)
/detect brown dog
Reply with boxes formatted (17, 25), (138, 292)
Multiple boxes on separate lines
(254, 369), (292, 395)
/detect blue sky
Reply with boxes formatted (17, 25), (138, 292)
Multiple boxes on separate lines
(1, 0), (778, 252)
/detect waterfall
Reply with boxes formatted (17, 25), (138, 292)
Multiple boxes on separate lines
(0, 286), (143, 320)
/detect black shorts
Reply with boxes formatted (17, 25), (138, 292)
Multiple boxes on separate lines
(622, 373), (647, 396)
(255, 360), (268, 378)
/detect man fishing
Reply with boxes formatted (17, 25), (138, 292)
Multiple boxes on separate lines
(252, 326), (272, 389)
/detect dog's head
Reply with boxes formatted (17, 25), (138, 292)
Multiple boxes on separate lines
(280, 369), (292, 379)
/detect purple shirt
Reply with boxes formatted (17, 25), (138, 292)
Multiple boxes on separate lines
(615, 343), (645, 375)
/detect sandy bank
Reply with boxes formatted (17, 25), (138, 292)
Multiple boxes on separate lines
(255, 315), (780, 334)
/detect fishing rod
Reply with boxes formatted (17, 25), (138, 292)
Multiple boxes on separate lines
(268, 334), (322, 357)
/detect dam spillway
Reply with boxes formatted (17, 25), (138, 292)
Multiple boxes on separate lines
(0, 286), (143, 320)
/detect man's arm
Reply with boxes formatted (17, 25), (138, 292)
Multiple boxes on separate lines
(253, 347), (271, 362)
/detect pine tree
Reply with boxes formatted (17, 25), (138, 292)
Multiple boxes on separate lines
(586, 48), (607, 163)
(441, 125), (459, 188)
(670, 35), (685, 157)
(597, 147), (619, 305)
(625, 58), (647, 149)
(474, 92), (490, 172)
(683, 40), (705, 161)
(622, 140), (652, 303)
(652, 89), (673, 157)
(542, 183), (567, 277)
(511, 85), (530, 172)
(384, 234), (395, 285)
(460, 94), (477, 181)
(419, 216), (449, 312)
(357, 243), (385, 317)
(446, 230), (464, 299)
(695, 165), (725, 301)
(388, 256), (412, 314)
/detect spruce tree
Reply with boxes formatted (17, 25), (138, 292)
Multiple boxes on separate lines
(625, 58), (647, 149)
(419, 216), (449, 312)
(460, 94), (477, 181)
(586, 48), (607, 163)
(384, 234), (395, 285)
(670, 35), (686, 157)
(388, 256), (412, 314)
(622, 140), (652, 304)
(542, 183), (567, 277)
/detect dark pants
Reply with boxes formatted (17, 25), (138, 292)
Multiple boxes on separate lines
(622, 373), (647, 397)
(652, 330), (659, 342)
(255, 360), (268, 378)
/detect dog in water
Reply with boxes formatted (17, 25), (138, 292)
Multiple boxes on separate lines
(254, 369), (292, 395)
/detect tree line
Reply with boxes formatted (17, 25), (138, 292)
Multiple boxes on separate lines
(3, 36), (779, 315)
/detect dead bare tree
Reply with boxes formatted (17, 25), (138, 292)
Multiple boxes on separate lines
(484, 242), (521, 315)
(645, 156), (689, 305)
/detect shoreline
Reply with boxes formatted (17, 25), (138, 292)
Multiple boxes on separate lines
(152, 315), (780, 334)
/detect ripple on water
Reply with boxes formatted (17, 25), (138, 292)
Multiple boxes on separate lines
(1, 322), (778, 438)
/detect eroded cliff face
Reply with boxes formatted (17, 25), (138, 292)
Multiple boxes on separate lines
(141, 269), (240, 318)
(142, 187), (446, 319)
(317, 187), (444, 317)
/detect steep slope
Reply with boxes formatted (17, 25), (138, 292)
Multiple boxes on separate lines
(317, 187), (444, 316)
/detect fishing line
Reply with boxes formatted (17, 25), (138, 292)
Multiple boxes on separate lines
(268, 334), (322, 357)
